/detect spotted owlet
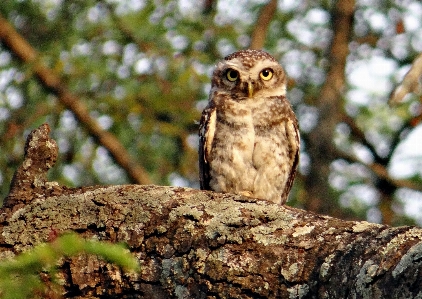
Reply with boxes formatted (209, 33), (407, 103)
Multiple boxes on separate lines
(199, 49), (300, 204)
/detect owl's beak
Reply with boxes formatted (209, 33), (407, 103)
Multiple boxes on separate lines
(248, 82), (254, 98)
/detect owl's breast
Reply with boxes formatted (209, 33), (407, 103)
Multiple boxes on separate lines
(213, 99), (255, 152)
(207, 99), (257, 193)
(216, 98), (253, 124)
(251, 96), (293, 127)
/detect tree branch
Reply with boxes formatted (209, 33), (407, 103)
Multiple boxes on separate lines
(335, 149), (422, 192)
(341, 104), (422, 194)
(389, 52), (422, 104)
(341, 113), (384, 163)
(0, 14), (152, 185)
(249, 0), (277, 49)
(389, 52), (422, 127)
(1, 125), (422, 298)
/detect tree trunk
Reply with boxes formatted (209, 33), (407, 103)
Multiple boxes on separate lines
(1, 125), (421, 298)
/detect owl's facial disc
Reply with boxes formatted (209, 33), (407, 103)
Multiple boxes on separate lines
(213, 56), (286, 99)
(221, 66), (268, 98)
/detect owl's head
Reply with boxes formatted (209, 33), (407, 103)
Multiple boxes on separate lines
(210, 49), (287, 100)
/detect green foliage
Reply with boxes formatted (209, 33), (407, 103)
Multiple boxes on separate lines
(0, 233), (139, 299)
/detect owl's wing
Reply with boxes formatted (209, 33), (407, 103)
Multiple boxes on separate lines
(198, 105), (216, 190)
(282, 117), (300, 202)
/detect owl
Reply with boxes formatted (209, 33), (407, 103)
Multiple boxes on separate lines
(199, 49), (300, 204)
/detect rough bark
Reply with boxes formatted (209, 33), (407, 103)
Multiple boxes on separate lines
(1, 124), (422, 299)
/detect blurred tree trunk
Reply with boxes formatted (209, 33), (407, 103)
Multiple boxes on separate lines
(1, 125), (422, 298)
(304, 0), (355, 217)
(250, 0), (277, 49)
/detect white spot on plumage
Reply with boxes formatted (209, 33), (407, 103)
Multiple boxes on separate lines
(204, 109), (216, 163)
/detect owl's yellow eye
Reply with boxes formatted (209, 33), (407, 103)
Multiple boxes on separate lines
(226, 69), (239, 82)
(260, 68), (273, 81)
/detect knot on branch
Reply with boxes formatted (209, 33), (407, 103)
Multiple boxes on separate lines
(3, 123), (62, 208)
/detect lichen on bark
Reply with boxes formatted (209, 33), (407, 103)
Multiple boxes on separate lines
(1, 124), (422, 298)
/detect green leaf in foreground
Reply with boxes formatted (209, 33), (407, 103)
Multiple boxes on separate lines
(0, 233), (140, 299)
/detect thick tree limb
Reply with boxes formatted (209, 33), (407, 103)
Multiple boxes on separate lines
(1, 124), (422, 298)
(0, 14), (151, 185)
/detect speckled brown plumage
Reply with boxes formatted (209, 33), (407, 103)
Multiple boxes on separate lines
(199, 49), (300, 204)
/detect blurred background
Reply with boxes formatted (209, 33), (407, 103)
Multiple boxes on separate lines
(0, 0), (421, 226)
